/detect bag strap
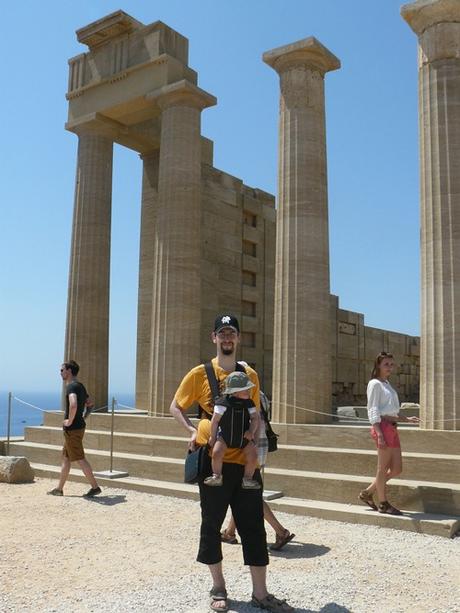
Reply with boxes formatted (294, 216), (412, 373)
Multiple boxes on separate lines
(204, 360), (247, 405)
(259, 392), (277, 435)
(204, 361), (221, 404)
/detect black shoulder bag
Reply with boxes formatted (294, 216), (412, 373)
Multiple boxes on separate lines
(260, 392), (279, 452)
(184, 444), (209, 484)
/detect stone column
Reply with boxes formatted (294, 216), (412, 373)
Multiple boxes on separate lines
(64, 131), (113, 410)
(263, 38), (340, 424)
(402, 0), (460, 430)
(146, 81), (216, 415)
(135, 150), (160, 411)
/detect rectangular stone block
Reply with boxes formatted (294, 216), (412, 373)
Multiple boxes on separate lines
(337, 333), (359, 360)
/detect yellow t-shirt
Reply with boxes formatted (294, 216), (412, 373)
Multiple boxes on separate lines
(175, 357), (260, 465)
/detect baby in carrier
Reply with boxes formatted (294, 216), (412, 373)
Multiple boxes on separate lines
(204, 371), (261, 489)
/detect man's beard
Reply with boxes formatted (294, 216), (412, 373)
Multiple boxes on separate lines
(222, 346), (234, 356)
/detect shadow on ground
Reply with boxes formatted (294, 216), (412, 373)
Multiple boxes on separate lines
(84, 494), (127, 506)
(227, 600), (350, 612)
(269, 542), (330, 559)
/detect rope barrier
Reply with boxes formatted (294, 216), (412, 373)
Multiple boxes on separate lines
(116, 402), (138, 411)
(6, 394), (458, 425)
(277, 402), (369, 422)
(13, 397), (48, 413)
(277, 401), (459, 424)
(12, 396), (108, 414)
(89, 405), (109, 413)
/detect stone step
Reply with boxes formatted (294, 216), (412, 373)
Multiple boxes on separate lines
(10, 440), (460, 515)
(263, 467), (460, 516)
(25, 426), (189, 460)
(42, 411), (460, 454)
(43, 411), (192, 437)
(31, 462), (460, 539)
(25, 425), (460, 484)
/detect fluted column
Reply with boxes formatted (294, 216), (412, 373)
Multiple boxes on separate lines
(147, 81), (216, 415)
(402, 0), (460, 430)
(135, 151), (160, 411)
(263, 38), (340, 424)
(64, 131), (113, 410)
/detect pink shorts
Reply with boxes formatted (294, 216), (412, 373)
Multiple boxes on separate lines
(370, 420), (400, 449)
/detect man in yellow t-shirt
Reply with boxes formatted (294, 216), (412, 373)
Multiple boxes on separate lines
(170, 314), (293, 613)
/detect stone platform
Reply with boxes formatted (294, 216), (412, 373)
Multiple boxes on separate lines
(6, 411), (460, 538)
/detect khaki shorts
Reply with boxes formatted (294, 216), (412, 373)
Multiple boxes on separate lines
(63, 428), (85, 461)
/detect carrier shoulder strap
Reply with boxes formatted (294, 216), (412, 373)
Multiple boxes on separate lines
(204, 360), (246, 404)
(204, 361), (221, 404)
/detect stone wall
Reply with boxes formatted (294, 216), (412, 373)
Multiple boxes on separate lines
(331, 294), (420, 407)
(200, 164), (276, 393)
(198, 165), (419, 406)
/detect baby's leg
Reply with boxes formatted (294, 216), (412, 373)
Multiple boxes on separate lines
(243, 441), (258, 479)
(211, 438), (227, 476)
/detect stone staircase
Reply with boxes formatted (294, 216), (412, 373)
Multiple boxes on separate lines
(7, 411), (460, 538)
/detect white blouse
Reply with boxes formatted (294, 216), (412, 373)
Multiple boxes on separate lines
(366, 379), (400, 425)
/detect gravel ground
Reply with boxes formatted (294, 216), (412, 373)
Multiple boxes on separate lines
(1, 478), (459, 613)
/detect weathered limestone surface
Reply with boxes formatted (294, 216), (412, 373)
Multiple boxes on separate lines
(331, 295), (420, 406)
(200, 168), (276, 394)
(263, 38), (340, 424)
(402, 0), (460, 430)
(64, 131), (113, 410)
(147, 82), (216, 415)
(64, 11), (422, 419)
(0, 457), (34, 483)
(135, 150), (160, 411)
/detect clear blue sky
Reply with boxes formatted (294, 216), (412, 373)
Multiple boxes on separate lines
(0, 1), (419, 393)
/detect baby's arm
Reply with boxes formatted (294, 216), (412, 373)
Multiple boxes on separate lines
(244, 407), (260, 441)
(209, 411), (223, 447)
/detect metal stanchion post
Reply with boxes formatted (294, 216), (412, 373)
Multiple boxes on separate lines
(109, 396), (115, 474)
(94, 396), (128, 480)
(6, 392), (12, 456)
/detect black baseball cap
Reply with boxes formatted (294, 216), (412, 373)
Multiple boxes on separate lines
(214, 314), (240, 333)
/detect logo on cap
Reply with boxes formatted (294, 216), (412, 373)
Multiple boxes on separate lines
(214, 313), (240, 333)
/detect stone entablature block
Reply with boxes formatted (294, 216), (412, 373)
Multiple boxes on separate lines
(76, 10), (143, 50)
(70, 17), (189, 94)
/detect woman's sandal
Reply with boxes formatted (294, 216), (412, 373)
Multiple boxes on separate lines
(358, 489), (378, 511)
(220, 530), (238, 544)
(378, 500), (403, 516)
(269, 529), (295, 551)
(209, 587), (229, 612)
(250, 593), (295, 612)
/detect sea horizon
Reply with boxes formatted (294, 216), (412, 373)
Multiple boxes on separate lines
(0, 390), (135, 437)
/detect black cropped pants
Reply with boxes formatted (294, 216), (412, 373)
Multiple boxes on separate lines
(197, 462), (268, 566)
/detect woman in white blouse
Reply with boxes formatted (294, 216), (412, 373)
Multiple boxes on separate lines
(358, 352), (419, 515)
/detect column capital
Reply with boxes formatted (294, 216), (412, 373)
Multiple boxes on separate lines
(263, 37), (340, 76)
(401, 0), (460, 36)
(146, 80), (217, 111)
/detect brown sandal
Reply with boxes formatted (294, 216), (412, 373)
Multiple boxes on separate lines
(269, 529), (295, 551)
(358, 489), (377, 511)
(210, 587), (228, 612)
(378, 500), (403, 516)
(221, 530), (238, 544)
(251, 593), (294, 612)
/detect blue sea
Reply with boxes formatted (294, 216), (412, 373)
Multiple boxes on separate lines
(0, 391), (135, 437)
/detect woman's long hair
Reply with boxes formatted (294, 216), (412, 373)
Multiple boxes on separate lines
(371, 352), (394, 379)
